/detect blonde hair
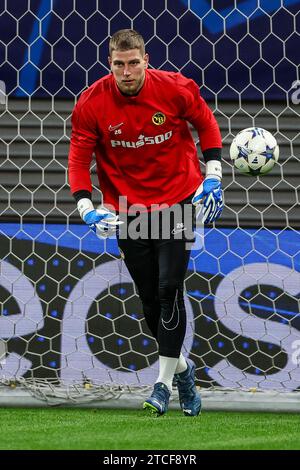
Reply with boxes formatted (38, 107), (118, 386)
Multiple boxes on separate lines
(109, 29), (145, 56)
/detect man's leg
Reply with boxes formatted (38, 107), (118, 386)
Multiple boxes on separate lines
(144, 198), (201, 416)
(142, 238), (191, 415)
(155, 239), (201, 417)
(117, 236), (160, 341)
(156, 239), (191, 387)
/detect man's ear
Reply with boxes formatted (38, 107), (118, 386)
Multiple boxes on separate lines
(108, 56), (112, 68)
(144, 53), (149, 68)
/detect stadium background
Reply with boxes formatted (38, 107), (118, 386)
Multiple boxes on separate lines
(0, 0), (300, 402)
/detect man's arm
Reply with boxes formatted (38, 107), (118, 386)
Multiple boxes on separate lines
(68, 101), (121, 237)
(177, 75), (222, 154)
(68, 100), (96, 197)
(177, 75), (223, 223)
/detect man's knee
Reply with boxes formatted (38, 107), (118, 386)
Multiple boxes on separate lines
(140, 296), (160, 339)
(158, 281), (184, 302)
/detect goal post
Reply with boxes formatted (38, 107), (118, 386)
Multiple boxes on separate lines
(0, 1), (300, 411)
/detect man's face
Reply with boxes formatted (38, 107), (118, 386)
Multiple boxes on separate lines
(109, 49), (149, 96)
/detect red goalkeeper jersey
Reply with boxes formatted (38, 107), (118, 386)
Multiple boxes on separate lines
(68, 69), (222, 213)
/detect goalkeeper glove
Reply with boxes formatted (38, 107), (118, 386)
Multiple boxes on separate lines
(77, 198), (122, 239)
(192, 160), (224, 225)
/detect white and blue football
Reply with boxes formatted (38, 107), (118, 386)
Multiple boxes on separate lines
(230, 127), (279, 176)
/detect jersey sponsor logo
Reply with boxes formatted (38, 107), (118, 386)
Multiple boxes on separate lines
(152, 112), (166, 125)
(111, 130), (173, 148)
(108, 122), (124, 132)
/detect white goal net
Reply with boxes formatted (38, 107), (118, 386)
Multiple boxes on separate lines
(0, 0), (300, 410)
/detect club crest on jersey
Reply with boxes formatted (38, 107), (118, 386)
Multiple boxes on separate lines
(152, 112), (166, 125)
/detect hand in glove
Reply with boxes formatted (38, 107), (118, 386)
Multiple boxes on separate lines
(78, 198), (123, 238)
(192, 159), (224, 225)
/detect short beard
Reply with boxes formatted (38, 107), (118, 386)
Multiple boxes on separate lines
(119, 76), (144, 96)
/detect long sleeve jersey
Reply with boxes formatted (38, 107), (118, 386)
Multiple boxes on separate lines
(68, 69), (222, 213)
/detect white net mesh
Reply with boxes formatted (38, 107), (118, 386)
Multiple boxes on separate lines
(0, 1), (300, 408)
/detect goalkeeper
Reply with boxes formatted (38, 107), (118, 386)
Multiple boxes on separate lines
(68, 29), (223, 417)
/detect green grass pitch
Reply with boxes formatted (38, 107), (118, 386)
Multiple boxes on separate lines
(0, 408), (300, 450)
